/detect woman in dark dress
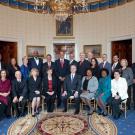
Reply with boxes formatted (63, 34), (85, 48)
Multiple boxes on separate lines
(91, 58), (100, 79)
(42, 68), (57, 112)
(0, 69), (11, 120)
(28, 68), (41, 117)
(8, 58), (20, 80)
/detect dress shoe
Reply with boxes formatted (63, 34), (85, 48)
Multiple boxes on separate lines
(87, 109), (94, 115)
(32, 114), (36, 117)
(20, 112), (25, 117)
(74, 111), (79, 115)
(102, 112), (108, 116)
(63, 109), (67, 112)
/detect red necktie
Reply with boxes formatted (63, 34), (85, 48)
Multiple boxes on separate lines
(60, 60), (64, 68)
(80, 61), (83, 66)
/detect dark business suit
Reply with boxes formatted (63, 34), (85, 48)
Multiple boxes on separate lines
(55, 59), (70, 107)
(12, 79), (27, 116)
(77, 60), (90, 78)
(0, 61), (7, 70)
(42, 62), (55, 77)
(111, 62), (121, 78)
(132, 63), (135, 109)
(28, 76), (42, 100)
(28, 57), (43, 77)
(91, 66), (100, 79)
(62, 74), (81, 113)
(42, 76), (57, 112)
(99, 61), (112, 76)
(69, 60), (78, 67)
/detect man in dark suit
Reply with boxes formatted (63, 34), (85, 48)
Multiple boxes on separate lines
(55, 51), (70, 107)
(87, 51), (94, 64)
(28, 50), (43, 76)
(69, 53), (77, 67)
(0, 53), (6, 70)
(77, 52), (90, 78)
(99, 54), (111, 76)
(42, 54), (55, 77)
(12, 71), (28, 117)
(132, 63), (135, 110)
(111, 54), (121, 78)
(62, 65), (81, 114)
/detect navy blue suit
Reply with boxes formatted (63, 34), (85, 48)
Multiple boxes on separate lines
(99, 61), (111, 76)
(77, 60), (90, 78)
(55, 59), (70, 106)
(28, 57), (43, 77)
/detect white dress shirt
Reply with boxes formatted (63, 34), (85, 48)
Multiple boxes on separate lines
(103, 61), (107, 68)
(111, 77), (128, 100)
(34, 57), (39, 65)
(112, 62), (118, 70)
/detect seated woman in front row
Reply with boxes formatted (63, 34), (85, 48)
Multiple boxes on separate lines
(28, 68), (41, 117)
(0, 69), (11, 120)
(80, 69), (98, 115)
(96, 68), (111, 116)
(42, 68), (56, 112)
(110, 70), (128, 119)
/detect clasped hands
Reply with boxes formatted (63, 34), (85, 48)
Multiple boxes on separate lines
(47, 91), (54, 96)
(59, 76), (65, 81)
(13, 96), (23, 103)
(35, 90), (40, 95)
(62, 90), (79, 98)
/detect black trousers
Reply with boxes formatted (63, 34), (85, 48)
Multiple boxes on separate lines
(12, 99), (27, 116)
(111, 98), (122, 118)
(45, 93), (56, 112)
(61, 95), (80, 112)
(57, 80), (64, 107)
(133, 84), (135, 108)
(127, 85), (132, 109)
(0, 103), (7, 120)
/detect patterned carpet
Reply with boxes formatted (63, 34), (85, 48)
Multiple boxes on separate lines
(6, 112), (117, 135)
(0, 110), (135, 135)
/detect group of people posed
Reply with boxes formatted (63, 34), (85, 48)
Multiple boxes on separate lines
(0, 50), (135, 120)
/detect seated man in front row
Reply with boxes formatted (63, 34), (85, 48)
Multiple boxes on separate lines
(61, 65), (81, 115)
(12, 71), (28, 117)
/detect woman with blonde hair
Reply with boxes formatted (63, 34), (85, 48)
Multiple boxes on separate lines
(120, 59), (133, 110)
(28, 68), (41, 117)
(20, 56), (29, 80)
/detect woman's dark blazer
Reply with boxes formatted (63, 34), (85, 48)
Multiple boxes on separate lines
(28, 76), (42, 100)
(42, 76), (57, 96)
(8, 64), (20, 80)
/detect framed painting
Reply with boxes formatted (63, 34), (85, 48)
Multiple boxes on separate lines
(56, 17), (73, 36)
(26, 45), (46, 58)
(83, 45), (102, 58)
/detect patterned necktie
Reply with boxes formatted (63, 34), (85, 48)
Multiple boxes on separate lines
(71, 74), (74, 82)
(60, 60), (64, 68)
(80, 61), (83, 66)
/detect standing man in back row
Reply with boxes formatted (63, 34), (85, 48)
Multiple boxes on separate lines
(99, 54), (111, 76)
(55, 51), (70, 107)
(28, 51), (43, 77)
(77, 52), (90, 78)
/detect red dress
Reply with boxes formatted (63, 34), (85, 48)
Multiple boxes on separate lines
(0, 79), (11, 105)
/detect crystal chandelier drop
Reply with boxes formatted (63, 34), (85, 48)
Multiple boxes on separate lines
(34, 0), (88, 22)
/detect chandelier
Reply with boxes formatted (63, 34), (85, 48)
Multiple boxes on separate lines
(34, 0), (89, 22)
